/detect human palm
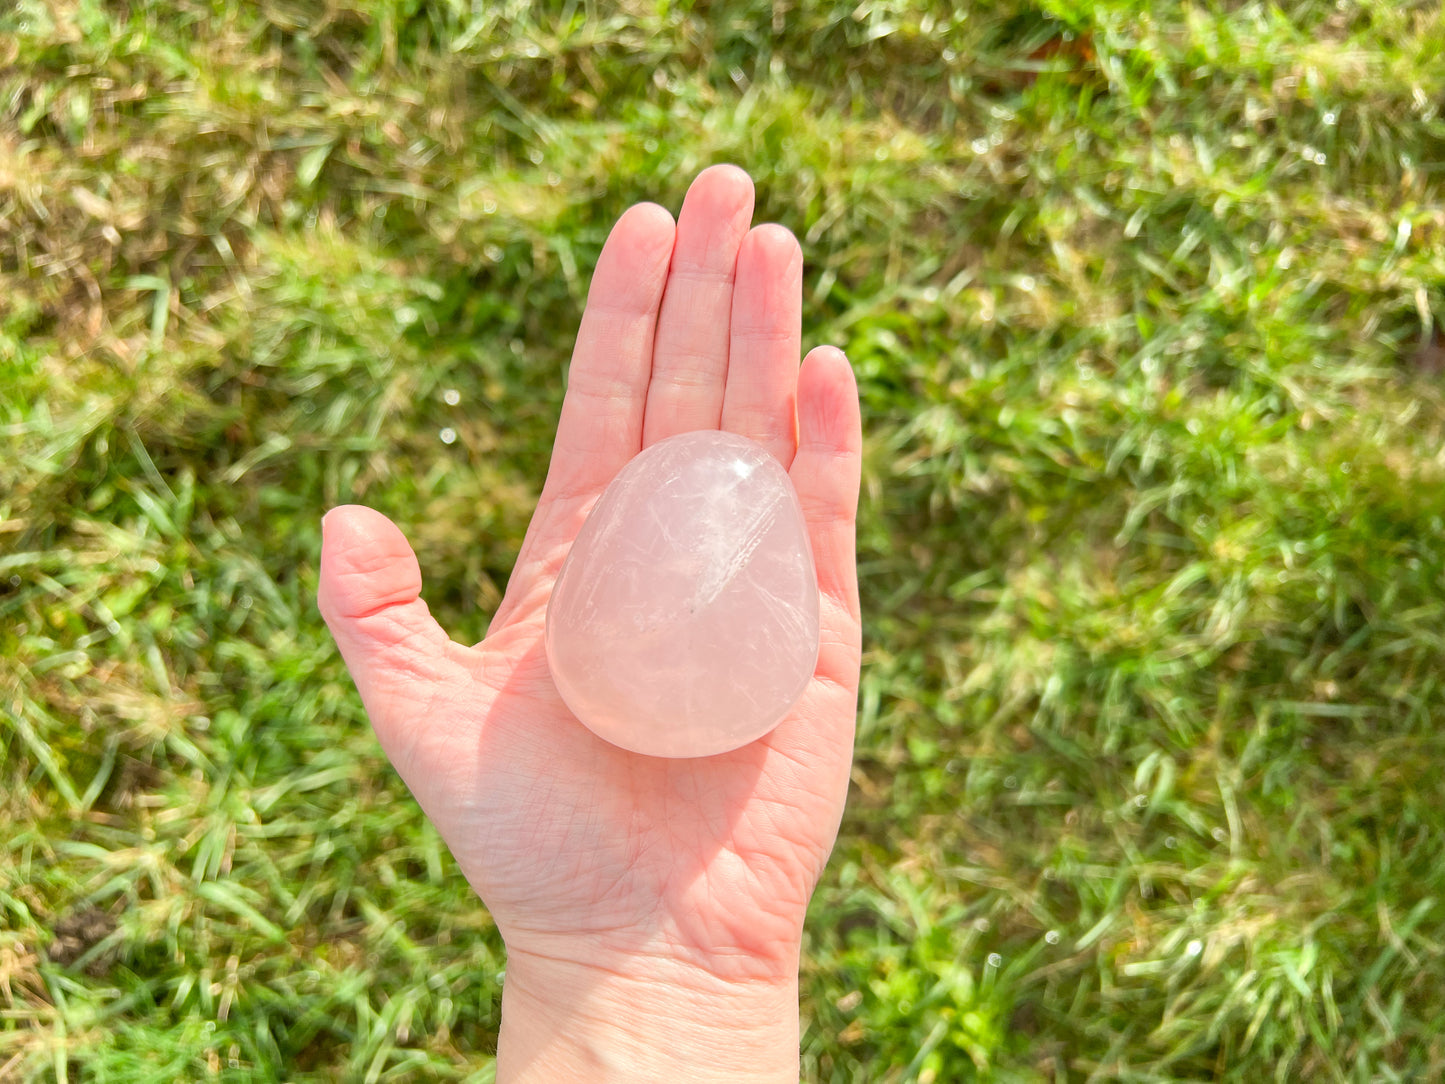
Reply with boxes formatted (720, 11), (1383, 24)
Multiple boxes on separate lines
(318, 166), (862, 993)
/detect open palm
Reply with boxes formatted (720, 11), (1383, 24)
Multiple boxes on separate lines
(317, 166), (862, 992)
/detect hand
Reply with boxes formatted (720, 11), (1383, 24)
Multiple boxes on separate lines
(317, 166), (863, 1081)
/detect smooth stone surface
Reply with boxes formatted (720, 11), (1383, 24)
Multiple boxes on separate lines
(545, 430), (820, 758)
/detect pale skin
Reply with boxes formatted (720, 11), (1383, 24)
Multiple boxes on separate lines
(317, 165), (863, 1081)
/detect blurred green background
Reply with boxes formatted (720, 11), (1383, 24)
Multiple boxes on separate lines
(4, 0), (1445, 1079)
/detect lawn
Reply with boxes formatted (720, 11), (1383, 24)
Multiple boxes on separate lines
(4, 0), (1445, 1079)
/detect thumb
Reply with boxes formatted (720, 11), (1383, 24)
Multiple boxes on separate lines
(317, 505), (468, 757)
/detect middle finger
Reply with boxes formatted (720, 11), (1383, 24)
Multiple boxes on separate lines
(642, 164), (755, 445)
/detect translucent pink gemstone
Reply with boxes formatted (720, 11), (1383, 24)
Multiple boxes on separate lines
(545, 430), (820, 758)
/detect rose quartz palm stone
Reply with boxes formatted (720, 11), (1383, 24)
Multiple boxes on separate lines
(545, 430), (820, 758)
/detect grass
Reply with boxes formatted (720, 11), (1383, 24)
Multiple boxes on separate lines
(4, 0), (1445, 1079)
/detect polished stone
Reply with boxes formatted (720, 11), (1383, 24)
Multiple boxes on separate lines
(545, 430), (820, 758)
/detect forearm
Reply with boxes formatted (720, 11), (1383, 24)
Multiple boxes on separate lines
(496, 948), (801, 1082)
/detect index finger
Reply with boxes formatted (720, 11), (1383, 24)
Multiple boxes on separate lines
(490, 202), (676, 632)
(540, 200), (677, 506)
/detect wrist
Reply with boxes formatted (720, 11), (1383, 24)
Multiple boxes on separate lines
(496, 947), (801, 1083)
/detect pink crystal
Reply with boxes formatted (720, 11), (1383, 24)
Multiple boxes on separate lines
(545, 430), (820, 758)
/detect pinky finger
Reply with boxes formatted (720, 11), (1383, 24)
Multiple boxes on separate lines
(789, 347), (863, 684)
